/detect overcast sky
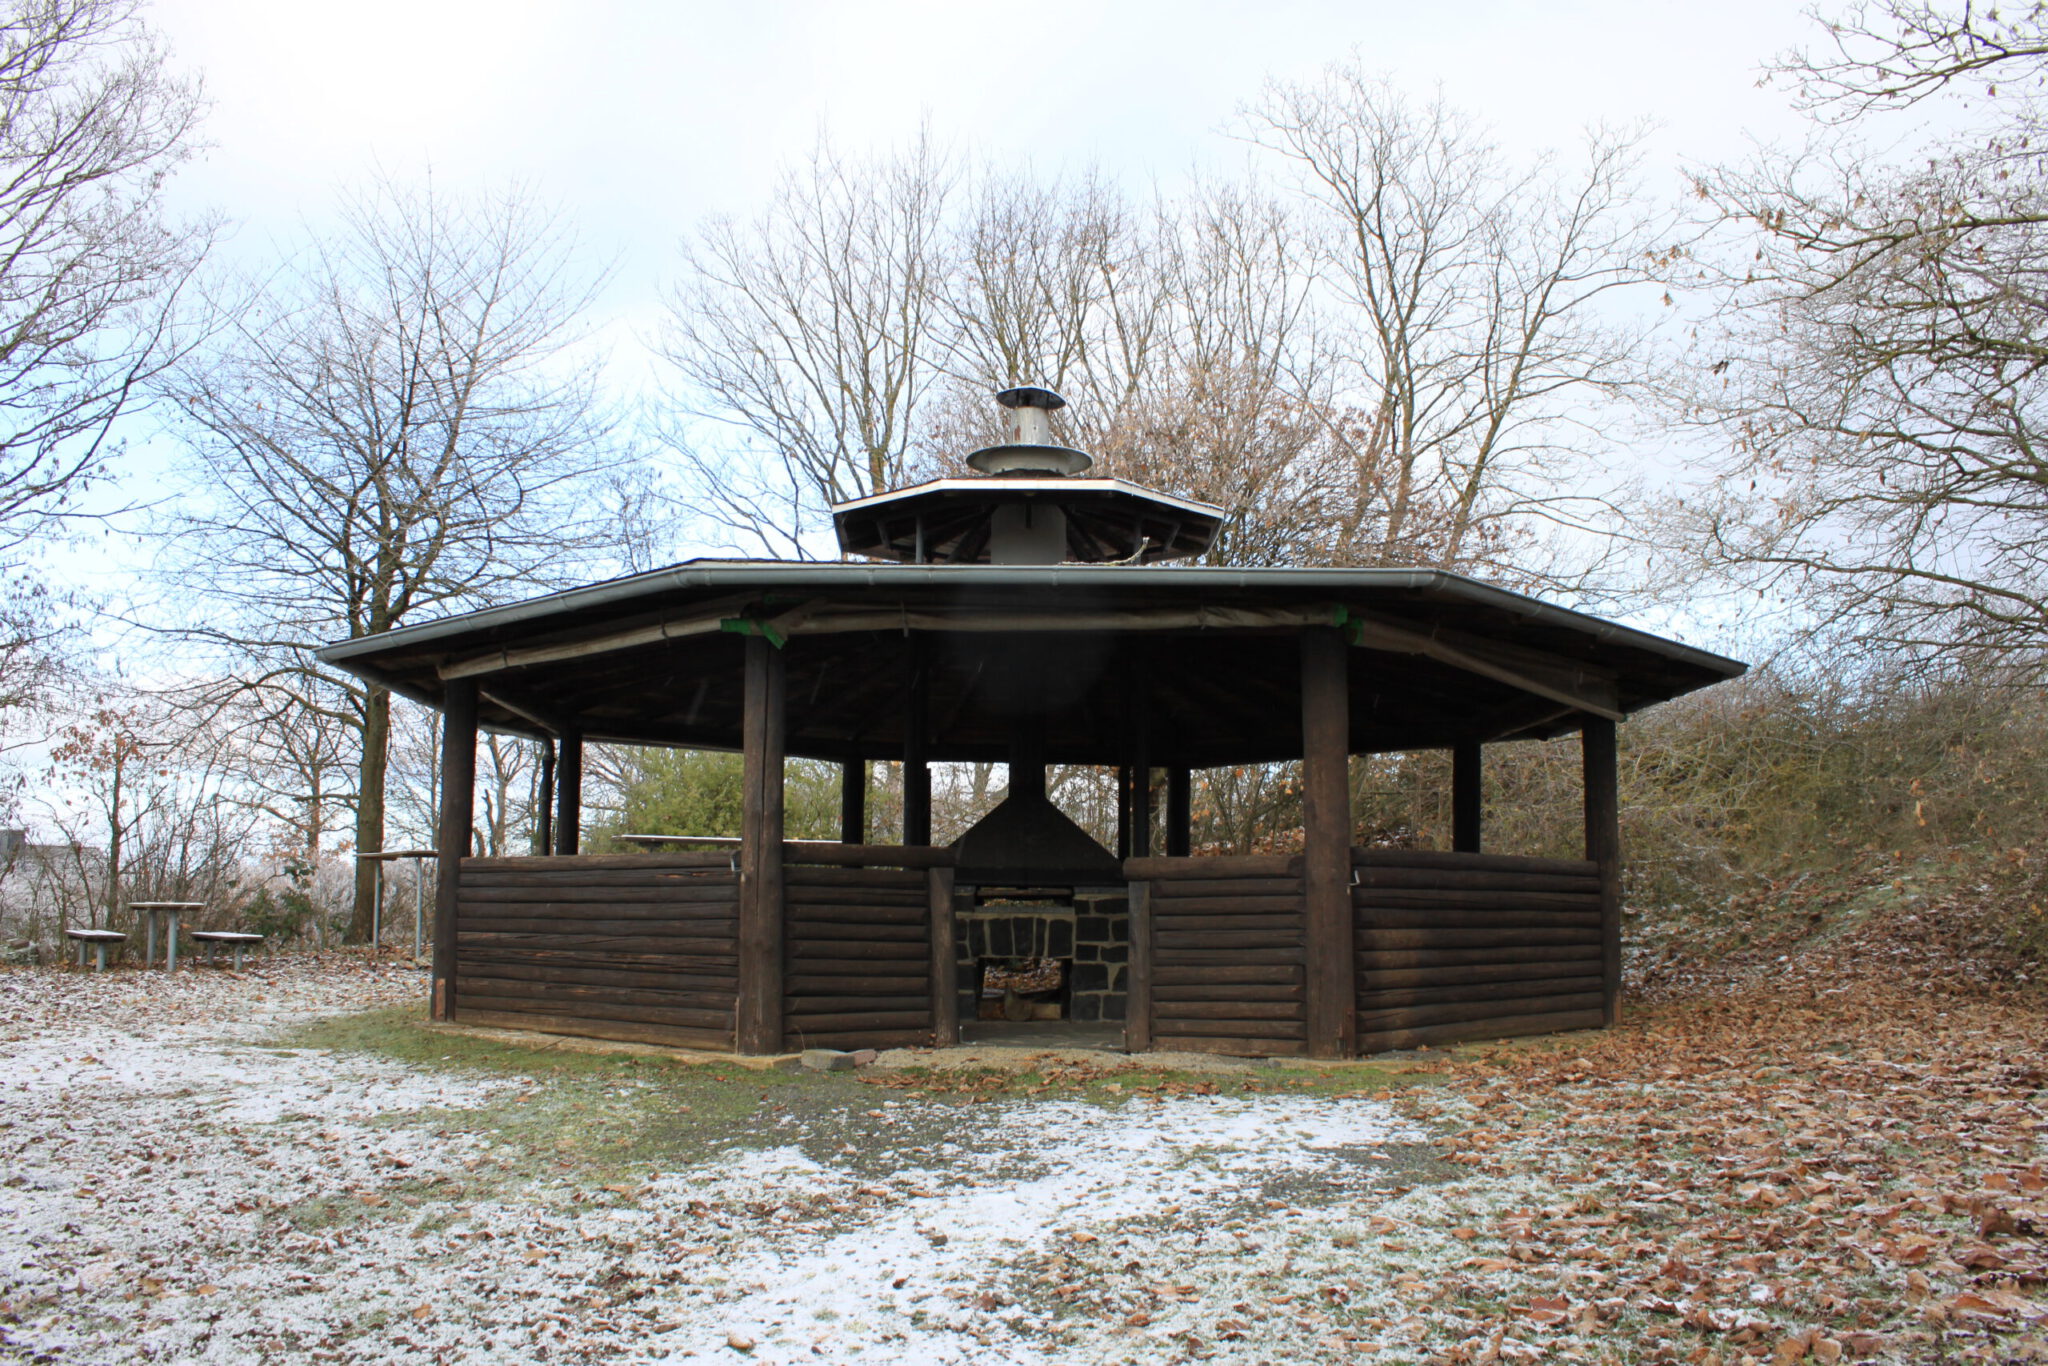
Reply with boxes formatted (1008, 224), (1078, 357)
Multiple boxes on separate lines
(50, 0), (1836, 625)
(148, 0), (1824, 324)
(62, 0), (1838, 636)
(23, 1), (1841, 827)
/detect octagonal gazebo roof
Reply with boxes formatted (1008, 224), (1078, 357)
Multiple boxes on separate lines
(317, 559), (1745, 769)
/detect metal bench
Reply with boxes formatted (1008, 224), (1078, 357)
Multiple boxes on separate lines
(188, 931), (264, 970)
(64, 929), (127, 971)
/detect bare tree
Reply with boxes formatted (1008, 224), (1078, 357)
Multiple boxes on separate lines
(1242, 66), (1660, 585)
(158, 177), (621, 939)
(656, 132), (956, 557)
(1677, 0), (2048, 663)
(935, 167), (1166, 405)
(211, 683), (354, 920)
(0, 0), (208, 763)
(476, 733), (536, 857)
(0, 0), (208, 552)
(915, 173), (1374, 568)
(37, 687), (258, 937)
(43, 698), (156, 929)
(1780, 0), (2048, 117)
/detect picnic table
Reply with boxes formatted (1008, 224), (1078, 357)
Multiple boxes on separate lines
(188, 931), (264, 970)
(130, 902), (205, 971)
(355, 849), (437, 960)
(64, 929), (126, 971)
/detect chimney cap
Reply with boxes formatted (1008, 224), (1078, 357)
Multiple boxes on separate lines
(995, 385), (1066, 412)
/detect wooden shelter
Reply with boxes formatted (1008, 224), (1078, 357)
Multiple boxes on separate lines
(320, 388), (1744, 1059)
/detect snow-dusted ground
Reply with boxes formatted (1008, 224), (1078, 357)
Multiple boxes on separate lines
(0, 960), (1535, 1364)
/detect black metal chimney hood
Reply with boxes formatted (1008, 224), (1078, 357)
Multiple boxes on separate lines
(949, 786), (1124, 887)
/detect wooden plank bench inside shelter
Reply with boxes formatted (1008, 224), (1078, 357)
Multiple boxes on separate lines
(65, 929), (127, 971)
(188, 931), (264, 970)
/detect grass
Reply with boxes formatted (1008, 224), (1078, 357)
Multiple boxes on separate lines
(272, 1005), (1451, 1191)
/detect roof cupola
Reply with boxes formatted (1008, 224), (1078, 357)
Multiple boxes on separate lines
(830, 387), (1224, 565)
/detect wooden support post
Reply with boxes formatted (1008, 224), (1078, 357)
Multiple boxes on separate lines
(1129, 769), (1153, 859)
(1114, 766), (1132, 860)
(1126, 658), (1152, 859)
(433, 679), (477, 1023)
(1582, 716), (1622, 1027)
(553, 726), (582, 856)
(903, 640), (930, 846)
(1452, 741), (1483, 854)
(535, 738), (555, 856)
(927, 866), (958, 1046)
(738, 635), (787, 1054)
(840, 760), (866, 845)
(1301, 628), (1356, 1058)
(1125, 880), (1153, 1053)
(1166, 766), (1192, 858)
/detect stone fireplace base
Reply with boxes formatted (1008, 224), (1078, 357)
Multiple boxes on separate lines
(954, 889), (1129, 1024)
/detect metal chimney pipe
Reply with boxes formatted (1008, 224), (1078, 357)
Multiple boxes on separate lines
(1012, 403), (1053, 446)
(996, 386), (1064, 447)
(1008, 718), (1047, 801)
(969, 386), (1092, 479)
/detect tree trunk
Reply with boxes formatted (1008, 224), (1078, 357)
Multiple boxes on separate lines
(307, 782), (324, 948)
(102, 754), (123, 933)
(348, 685), (391, 942)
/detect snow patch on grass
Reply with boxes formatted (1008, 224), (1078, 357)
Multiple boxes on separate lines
(0, 961), (1509, 1365)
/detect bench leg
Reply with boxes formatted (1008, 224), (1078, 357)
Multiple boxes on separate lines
(232, 945), (244, 971)
(94, 944), (106, 972)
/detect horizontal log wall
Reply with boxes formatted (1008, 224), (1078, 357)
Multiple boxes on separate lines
(453, 855), (740, 1051)
(1141, 856), (1308, 1058)
(783, 865), (934, 1051)
(1353, 850), (1606, 1054)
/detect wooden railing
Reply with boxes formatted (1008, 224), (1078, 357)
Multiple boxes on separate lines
(1125, 854), (1308, 1057)
(452, 854), (742, 1050)
(451, 847), (960, 1056)
(1352, 849), (1606, 1053)
(447, 843), (1611, 1059)
(782, 864), (947, 1050)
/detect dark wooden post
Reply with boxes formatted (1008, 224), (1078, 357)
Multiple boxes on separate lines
(1166, 766), (1192, 858)
(1582, 717), (1622, 1027)
(738, 636), (787, 1054)
(1128, 757), (1152, 862)
(1125, 658), (1152, 859)
(903, 640), (930, 846)
(433, 680), (477, 1023)
(1114, 767), (1131, 860)
(1452, 740), (1483, 854)
(1301, 628), (1356, 1059)
(839, 760), (866, 845)
(534, 738), (555, 855)
(927, 866), (958, 1046)
(553, 725), (582, 856)
(1125, 880), (1153, 1052)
